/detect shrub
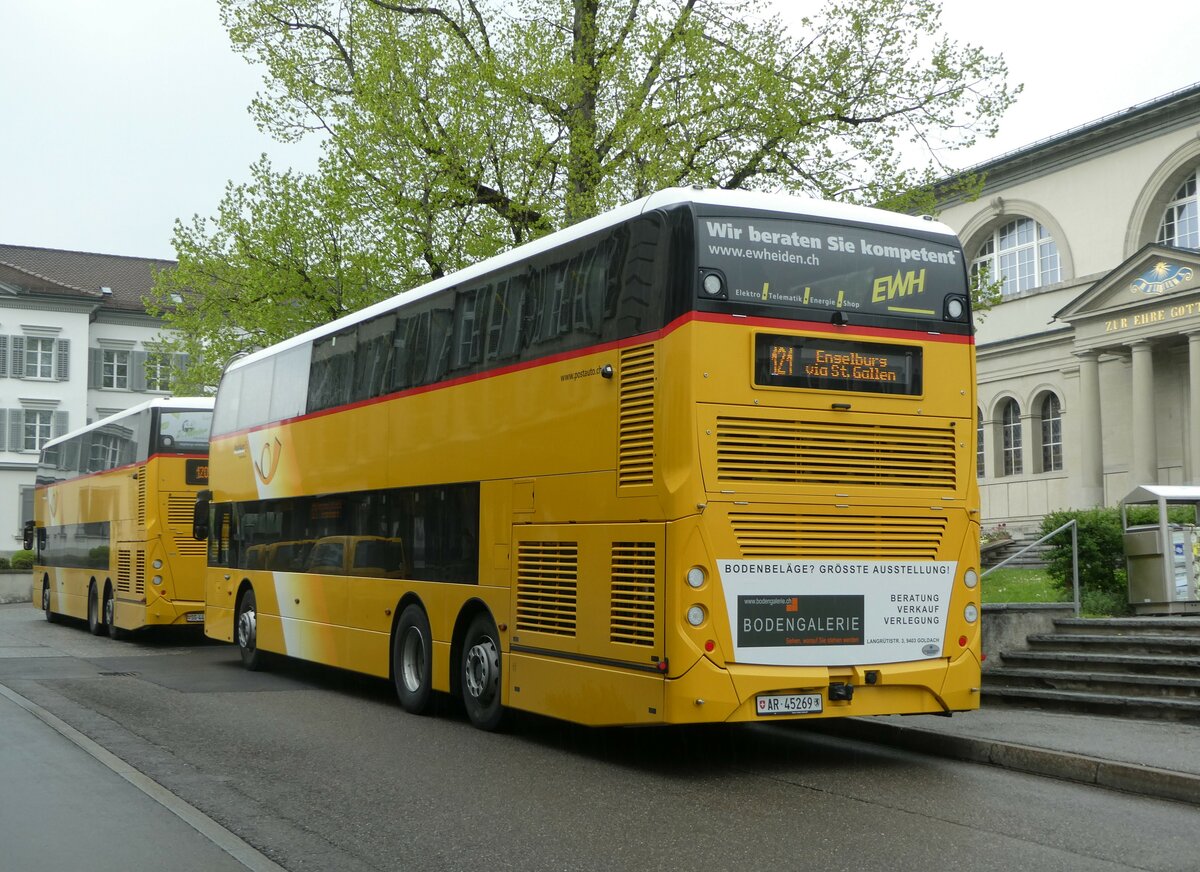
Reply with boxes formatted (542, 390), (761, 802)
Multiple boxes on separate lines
(9, 550), (34, 570)
(1039, 506), (1198, 616)
(0, 557), (10, 570)
(1039, 508), (1126, 602)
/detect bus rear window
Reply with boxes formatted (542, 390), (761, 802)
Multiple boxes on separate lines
(698, 215), (967, 325)
(156, 411), (213, 453)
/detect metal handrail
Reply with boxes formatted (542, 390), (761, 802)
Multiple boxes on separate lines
(981, 519), (1079, 616)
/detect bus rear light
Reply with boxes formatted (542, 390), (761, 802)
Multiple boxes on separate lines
(153, 559), (163, 570)
(705, 639), (715, 652)
(686, 566), (706, 588)
(964, 604), (978, 623)
(686, 605), (706, 627)
(959, 635), (968, 648)
(152, 576), (163, 586)
(964, 569), (978, 589)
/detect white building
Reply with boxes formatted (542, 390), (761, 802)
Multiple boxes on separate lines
(0, 246), (188, 553)
(934, 83), (1200, 533)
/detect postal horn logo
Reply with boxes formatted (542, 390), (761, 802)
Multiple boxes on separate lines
(1130, 261), (1195, 296)
(254, 437), (283, 485)
(48, 489), (58, 520)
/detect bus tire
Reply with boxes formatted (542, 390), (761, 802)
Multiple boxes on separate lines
(42, 581), (59, 623)
(104, 586), (124, 640)
(393, 604), (433, 715)
(87, 583), (104, 636)
(460, 612), (506, 731)
(236, 588), (264, 671)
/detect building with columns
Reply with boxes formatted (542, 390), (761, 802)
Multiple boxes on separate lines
(935, 82), (1200, 531)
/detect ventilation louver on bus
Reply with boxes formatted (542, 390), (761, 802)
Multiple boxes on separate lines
(731, 512), (947, 560)
(516, 542), (579, 637)
(168, 494), (207, 557)
(618, 345), (656, 488)
(716, 417), (958, 490)
(136, 466), (147, 527)
(609, 542), (656, 647)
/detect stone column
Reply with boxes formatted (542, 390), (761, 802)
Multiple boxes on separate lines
(1129, 340), (1158, 485)
(1074, 350), (1104, 505)
(1189, 334), (1200, 483)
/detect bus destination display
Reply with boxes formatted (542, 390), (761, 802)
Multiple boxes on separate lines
(754, 334), (921, 395)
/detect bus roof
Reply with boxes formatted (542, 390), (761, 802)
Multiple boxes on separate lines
(226, 187), (958, 373)
(40, 396), (215, 452)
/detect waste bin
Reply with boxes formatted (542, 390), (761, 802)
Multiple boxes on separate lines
(1121, 485), (1200, 615)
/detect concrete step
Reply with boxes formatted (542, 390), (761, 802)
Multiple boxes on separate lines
(1025, 633), (1200, 656)
(985, 666), (1200, 700)
(1053, 617), (1200, 638)
(982, 686), (1200, 722)
(999, 649), (1200, 678)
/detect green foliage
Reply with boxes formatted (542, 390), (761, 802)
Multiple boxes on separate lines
(0, 557), (10, 570)
(10, 550), (34, 570)
(1040, 508), (1126, 601)
(1080, 582), (1133, 619)
(148, 0), (1018, 391)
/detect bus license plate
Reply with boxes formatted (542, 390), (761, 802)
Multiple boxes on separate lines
(756, 693), (823, 716)
(185, 612), (204, 623)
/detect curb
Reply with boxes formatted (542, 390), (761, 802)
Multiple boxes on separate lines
(808, 718), (1200, 807)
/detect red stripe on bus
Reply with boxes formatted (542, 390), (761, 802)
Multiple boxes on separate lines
(215, 311), (972, 441)
(33, 452), (208, 491)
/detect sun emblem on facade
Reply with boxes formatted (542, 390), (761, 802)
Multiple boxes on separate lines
(1130, 261), (1195, 295)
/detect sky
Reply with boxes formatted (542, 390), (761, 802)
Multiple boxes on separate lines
(2, 1), (1199, 261)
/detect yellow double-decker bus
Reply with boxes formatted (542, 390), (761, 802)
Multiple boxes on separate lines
(30, 398), (214, 637)
(198, 188), (980, 729)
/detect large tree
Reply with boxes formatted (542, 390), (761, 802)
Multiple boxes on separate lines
(150, 0), (1017, 390)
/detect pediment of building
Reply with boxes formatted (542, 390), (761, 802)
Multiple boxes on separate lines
(1054, 244), (1200, 348)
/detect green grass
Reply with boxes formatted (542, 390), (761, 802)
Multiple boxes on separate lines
(980, 567), (1069, 604)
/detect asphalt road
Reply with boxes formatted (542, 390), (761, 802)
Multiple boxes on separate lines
(2, 603), (1197, 872)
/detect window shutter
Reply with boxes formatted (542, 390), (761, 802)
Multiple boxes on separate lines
(88, 347), (103, 388)
(56, 338), (70, 381)
(0, 409), (7, 451)
(9, 410), (24, 452)
(131, 350), (147, 392)
(11, 336), (25, 380)
(52, 411), (68, 439)
(0, 336), (8, 378)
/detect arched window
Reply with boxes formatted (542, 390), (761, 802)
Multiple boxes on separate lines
(1157, 169), (1199, 249)
(971, 218), (1061, 297)
(1001, 399), (1023, 476)
(976, 408), (984, 479)
(1040, 394), (1063, 472)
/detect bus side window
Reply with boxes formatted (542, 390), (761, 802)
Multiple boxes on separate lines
(308, 328), (357, 413)
(451, 287), (484, 372)
(392, 311), (430, 391)
(351, 314), (396, 402)
(492, 273), (527, 362)
(519, 271), (546, 352)
(424, 304), (455, 385)
(614, 214), (666, 339)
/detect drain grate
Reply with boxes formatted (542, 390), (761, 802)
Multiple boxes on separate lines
(97, 671), (138, 677)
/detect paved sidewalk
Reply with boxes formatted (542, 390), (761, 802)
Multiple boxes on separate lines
(0, 682), (281, 872)
(808, 706), (1200, 806)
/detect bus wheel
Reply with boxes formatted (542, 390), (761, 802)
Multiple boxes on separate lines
(460, 613), (506, 731)
(393, 604), (433, 715)
(87, 584), (104, 636)
(236, 588), (264, 671)
(104, 587), (124, 640)
(42, 582), (59, 623)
